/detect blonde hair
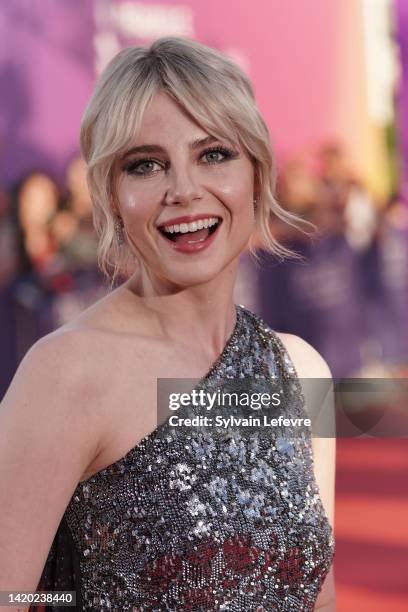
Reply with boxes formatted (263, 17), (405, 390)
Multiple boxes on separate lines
(80, 36), (313, 287)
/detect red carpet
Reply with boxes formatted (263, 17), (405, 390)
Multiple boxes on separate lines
(335, 438), (408, 610)
(34, 438), (408, 611)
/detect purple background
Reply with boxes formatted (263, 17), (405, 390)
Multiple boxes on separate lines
(0, 0), (94, 186)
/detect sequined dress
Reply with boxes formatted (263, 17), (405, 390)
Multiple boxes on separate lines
(34, 304), (335, 611)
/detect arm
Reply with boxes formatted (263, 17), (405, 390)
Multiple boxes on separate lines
(0, 330), (104, 603)
(276, 333), (337, 611)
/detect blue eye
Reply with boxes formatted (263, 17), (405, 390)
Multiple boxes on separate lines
(124, 159), (163, 177)
(122, 145), (238, 177)
(201, 146), (237, 164)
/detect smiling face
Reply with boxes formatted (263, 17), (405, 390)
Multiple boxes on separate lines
(114, 91), (257, 291)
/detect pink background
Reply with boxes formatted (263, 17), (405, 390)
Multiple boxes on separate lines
(0, 0), (356, 186)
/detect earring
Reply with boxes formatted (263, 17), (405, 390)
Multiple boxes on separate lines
(114, 215), (125, 246)
(253, 196), (259, 212)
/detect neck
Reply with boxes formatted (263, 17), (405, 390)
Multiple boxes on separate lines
(122, 258), (240, 360)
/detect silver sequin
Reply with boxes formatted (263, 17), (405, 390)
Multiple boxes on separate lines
(35, 304), (335, 611)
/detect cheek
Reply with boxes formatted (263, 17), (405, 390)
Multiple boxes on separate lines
(220, 184), (254, 221)
(117, 181), (155, 228)
(213, 164), (254, 210)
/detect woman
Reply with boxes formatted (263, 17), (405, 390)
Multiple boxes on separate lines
(0, 37), (336, 610)
(9, 172), (62, 361)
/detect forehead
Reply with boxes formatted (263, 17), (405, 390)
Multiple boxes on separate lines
(137, 92), (205, 138)
(133, 91), (239, 151)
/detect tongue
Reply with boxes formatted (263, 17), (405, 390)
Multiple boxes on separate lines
(175, 228), (210, 244)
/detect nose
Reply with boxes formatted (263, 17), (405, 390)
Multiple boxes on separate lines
(164, 165), (203, 206)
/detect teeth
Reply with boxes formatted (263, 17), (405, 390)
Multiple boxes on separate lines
(161, 217), (220, 234)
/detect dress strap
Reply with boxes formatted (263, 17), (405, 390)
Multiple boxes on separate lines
(237, 304), (302, 382)
(239, 305), (298, 378)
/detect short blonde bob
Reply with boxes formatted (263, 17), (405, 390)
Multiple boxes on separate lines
(80, 36), (312, 286)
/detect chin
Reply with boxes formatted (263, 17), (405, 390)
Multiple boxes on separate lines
(160, 250), (241, 289)
(161, 266), (225, 289)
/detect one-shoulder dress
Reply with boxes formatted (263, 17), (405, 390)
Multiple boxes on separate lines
(33, 304), (335, 611)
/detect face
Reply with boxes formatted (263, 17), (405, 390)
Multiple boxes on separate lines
(19, 174), (58, 229)
(114, 91), (257, 290)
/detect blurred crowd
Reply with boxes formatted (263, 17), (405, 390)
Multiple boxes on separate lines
(258, 142), (408, 378)
(0, 155), (107, 399)
(0, 143), (407, 399)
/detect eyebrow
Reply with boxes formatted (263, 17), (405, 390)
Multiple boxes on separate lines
(120, 135), (222, 160)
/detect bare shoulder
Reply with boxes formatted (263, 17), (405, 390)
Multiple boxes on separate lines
(21, 286), (146, 423)
(17, 312), (116, 405)
(6, 328), (92, 404)
(0, 285), (147, 591)
(274, 332), (332, 379)
(0, 324), (113, 592)
(1, 324), (110, 473)
(28, 284), (143, 383)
